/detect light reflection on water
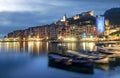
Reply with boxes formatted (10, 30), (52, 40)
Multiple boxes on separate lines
(0, 41), (97, 54)
(0, 41), (120, 78)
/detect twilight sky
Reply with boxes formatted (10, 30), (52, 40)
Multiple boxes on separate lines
(0, 0), (120, 37)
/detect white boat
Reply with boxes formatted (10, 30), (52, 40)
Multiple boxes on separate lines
(66, 50), (109, 64)
(87, 51), (116, 61)
(87, 51), (115, 58)
(89, 56), (109, 64)
(97, 41), (120, 57)
(97, 46), (120, 54)
(48, 52), (94, 68)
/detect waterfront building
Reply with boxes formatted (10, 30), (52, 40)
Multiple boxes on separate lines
(7, 10), (120, 41)
(73, 14), (80, 20)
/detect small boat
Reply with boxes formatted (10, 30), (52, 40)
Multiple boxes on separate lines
(89, 56), (109, 64)
(97, 46), (120, 55)
(87, 51), (115, 61)
(87, 51), (115, 58)
(72, 57), (94, 68)
(48, 52), (94, 68)
(67, 50), (109, 64)
(48, 53), (72, 66)
(49, 60), (94, 74)
(97, 42), (120, 56)
(48, 52), (94, 74)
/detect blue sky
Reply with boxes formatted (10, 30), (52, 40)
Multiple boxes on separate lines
(0, 0), (120, 37)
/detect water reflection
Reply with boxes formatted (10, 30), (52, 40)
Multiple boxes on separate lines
(0, 42), (20, 52)
(0, 41), (96, 54)
(80, 42), (96, 52)
(82, 42), (86, 51)
(22, 41), (49, 56)
(0, 41), (120, 78)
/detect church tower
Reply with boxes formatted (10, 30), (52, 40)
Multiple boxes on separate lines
(60, 14), (67, 22)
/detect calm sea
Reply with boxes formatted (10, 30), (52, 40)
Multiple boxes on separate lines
(0, 41), (120, 78)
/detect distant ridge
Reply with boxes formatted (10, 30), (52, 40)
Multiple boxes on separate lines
(104, 8), (120, 25)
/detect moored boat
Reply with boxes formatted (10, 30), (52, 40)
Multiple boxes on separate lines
(90, 56), (109, 64)
(97, 46), (120, 55)
(48, 52), (94, 74)
(49, 60), (94, 74)
(72, 57), (94, 68)
(48, 52), (94, 68)
(67, 50), (109, 64)
(87, 51), (115, 62)
(96, 41), (120, 57)
(87, 51), (115, 58)
(48, 53), (72, 66)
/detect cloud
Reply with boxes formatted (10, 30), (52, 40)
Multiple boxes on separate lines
(0, 0), (71, 12)
(0, 11), (60, 34)
(0, 0), (47, 12)
(0, 0), (120, 37)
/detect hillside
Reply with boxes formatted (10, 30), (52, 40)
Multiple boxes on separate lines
(104, 8), (120, 25)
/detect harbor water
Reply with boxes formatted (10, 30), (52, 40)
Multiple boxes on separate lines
(0, 41), (120, 78)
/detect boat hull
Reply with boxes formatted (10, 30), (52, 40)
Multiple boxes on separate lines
(67, 50), (109, 64)
(48, 52), (94, 68)
(48, 59), (94, 74)
(92, 57), (109, 64)
(97, 47), (120, 56)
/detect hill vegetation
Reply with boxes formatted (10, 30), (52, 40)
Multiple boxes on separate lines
(104, 8), (120, 25)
